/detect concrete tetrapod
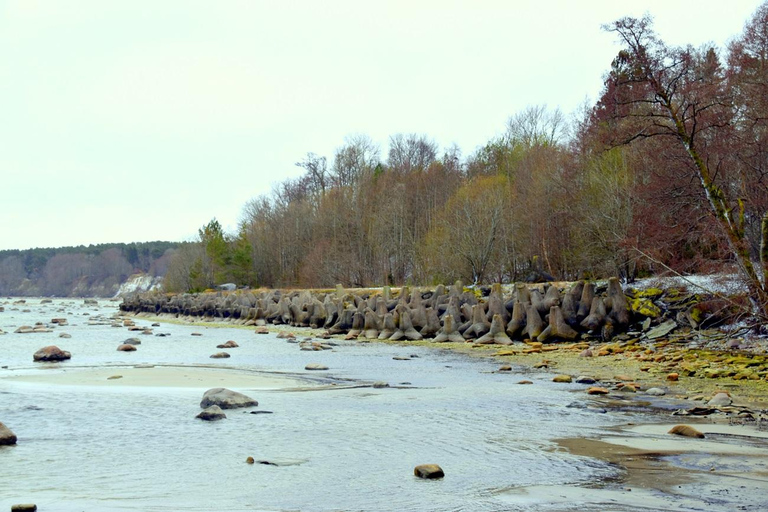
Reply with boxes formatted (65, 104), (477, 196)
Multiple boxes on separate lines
(537, 306), (579, 342)
(433, 314), (465, 343)
(475, 314), (513, 345)
(505, 300), (526, 339)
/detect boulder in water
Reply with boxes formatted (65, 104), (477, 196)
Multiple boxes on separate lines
(200, 388), (258, 409)
(32, 346), (71, 362)
(196, 405), (227, 421)
(414, 464), (444, 479)
(0, 421), (17, 445)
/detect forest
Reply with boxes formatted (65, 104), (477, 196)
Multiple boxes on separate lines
(0, 242), (178, 297)
(165, 4), (768, 315)
(5, 5), (768, 316)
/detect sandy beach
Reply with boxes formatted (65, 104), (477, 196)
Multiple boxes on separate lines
(0, 365), (313, 390)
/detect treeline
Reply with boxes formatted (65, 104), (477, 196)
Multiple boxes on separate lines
(166, 4), (768, 301)
(0, 242), (179, 297)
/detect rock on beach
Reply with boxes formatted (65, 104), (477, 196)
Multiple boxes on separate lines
(668, 424), (705, 438)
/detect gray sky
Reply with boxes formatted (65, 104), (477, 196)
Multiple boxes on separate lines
(0, 0), (762, 250)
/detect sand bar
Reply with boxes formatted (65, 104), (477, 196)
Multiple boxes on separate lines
(0, 365), (313, 389)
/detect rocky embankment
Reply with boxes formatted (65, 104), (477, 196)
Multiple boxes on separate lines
(120, 278), (768, 410)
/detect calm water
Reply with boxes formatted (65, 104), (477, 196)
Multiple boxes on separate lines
(0, 298), (641, 511)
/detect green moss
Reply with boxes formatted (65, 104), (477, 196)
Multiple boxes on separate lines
(630, 297), (661, 318)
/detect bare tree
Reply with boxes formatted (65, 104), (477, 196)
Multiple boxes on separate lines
(387, 133), (438, 172)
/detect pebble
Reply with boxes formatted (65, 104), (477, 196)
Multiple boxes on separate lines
(707, 393), (733, 407)
(414, 464), (444, 479)
(11, 505), (37, 512)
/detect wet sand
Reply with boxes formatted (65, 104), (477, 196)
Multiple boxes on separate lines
(0, 365), (313, 389)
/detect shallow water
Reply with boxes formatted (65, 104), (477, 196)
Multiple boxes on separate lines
(1, 299), (649, 511)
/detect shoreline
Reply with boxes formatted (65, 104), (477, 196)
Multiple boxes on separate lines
(0, 364), (313, 390)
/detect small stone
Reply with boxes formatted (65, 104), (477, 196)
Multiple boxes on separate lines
(517, 380), (533, 385)
(59, 333), (71, 338)
(217, 340), (239, 349)
(707, 392), (733, 407)
(668, 424), (705, 438)
(575, 376), (596, 384)
(11, 505), (37, 512)
(498, 365), (512, 372)
(667, 373), (679, 381)
(151, 322), (160, 327)
(393, 356), (411, 361)
(210, 352), (231, 359)
(254, 327), (269, 334)
(579, 349), (593, 358)
(645, 387), (666, 396)
(414, 464), (444, 479)
(587, 387), (610, 395)
(117, 344), (137, 352)
(246, 456), (255, 464)
(107, 375), (123, 380)
(191, 332), (203, 336)
(552, 374), (572, 383)
(372, 382), (389, 388)
(614, 375), (633, 382)
(305, 363), (328, 370)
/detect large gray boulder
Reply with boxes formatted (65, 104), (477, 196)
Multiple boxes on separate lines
(200, 388), (258, 409)
(0, 421), (17, 445)
(32, 346), (71, 362)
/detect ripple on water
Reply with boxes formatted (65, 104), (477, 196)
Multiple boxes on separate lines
(1, 300), (624, 512)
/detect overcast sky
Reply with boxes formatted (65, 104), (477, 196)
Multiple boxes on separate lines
(0, 0), (762, 250)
